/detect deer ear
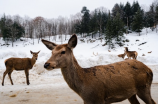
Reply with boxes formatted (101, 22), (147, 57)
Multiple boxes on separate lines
(68, 34), (77, 49)
(30, 50), (33, 54)
(42, 39), (57, 50)
(37, 50), (40, 54)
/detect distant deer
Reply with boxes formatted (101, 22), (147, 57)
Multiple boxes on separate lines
(124, 47), (138, 59)
(42, 34), (155, 104)
(2, 51), (40, 86)
(117, 52), (126, 59)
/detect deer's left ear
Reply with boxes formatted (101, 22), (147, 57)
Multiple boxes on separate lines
(68, 34), (77, 49)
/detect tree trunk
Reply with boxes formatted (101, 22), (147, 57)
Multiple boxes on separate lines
(156, 23), (157, 33)
(12, 36), (14, 47)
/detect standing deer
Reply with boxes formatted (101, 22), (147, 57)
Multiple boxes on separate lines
(42, 34), (155, 104)
(2, 51), (40, 86)
(124, 47), (138, 59)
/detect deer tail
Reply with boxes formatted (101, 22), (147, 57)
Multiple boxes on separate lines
(4, 59), (8, 66)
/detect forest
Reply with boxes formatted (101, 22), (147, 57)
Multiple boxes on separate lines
(0, 1), (158, 48)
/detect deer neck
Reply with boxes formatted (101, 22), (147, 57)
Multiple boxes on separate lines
(61, 53), (83, 93)
(31, 57), (36, 66)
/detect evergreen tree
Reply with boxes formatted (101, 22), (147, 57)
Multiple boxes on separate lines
(12, 22), (25, 40)
(101, 12), (108, 34)
(89, 9), (98, 38)
(97, 10), (103, 37)
(0, 15), (11, 43)
(113, 12), (125, 42)
(155, 5), (158, 32)
(131, 1), (140, 16)
(74, 23), (82, 34)
(0, 15), (7, 39)
(123, 2), (132, 30)
(112, 3), (122, 17)
(144, 4), (155, 31)
(81, 6), (90, 36)
(0, 16), (24, 46)
(105, 11), (113, 49)
(132, 9), (144, 36)
(119, 3), (125, 20)
(155, 5), (158, 20)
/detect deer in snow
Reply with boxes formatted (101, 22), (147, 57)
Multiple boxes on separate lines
(42, 34), (155, 104)
(2, 51), (40, 86)
(124, 47), (138, 59)
(117, 52), (126, 59)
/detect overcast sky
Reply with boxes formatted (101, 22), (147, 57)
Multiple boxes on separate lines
(0, 0), (153, 19)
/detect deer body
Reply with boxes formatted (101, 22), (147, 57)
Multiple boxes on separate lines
(6, 58), (36, 70)
(2, 51), (40, 86)
(124, 47), (138, 59)
(42, 35), (155, 104)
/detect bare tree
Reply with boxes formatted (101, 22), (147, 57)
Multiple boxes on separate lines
(33, 16), (45, 43)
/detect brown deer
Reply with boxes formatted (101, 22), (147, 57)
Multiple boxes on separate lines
(2, 51), (40, 86)
(124, 47), (138, 59)
(117, 52), (126, 59)
(42, 34), (155, 104)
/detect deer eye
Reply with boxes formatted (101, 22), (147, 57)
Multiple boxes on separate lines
(61, 51), (65, 54)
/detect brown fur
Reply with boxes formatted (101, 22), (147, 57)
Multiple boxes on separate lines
(42, 35), (155, 104)
(117, 53), (126, 59)
(124, 47), (138, 59)
(2, 51), (40, 86)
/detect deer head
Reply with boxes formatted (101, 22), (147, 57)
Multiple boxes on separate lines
(42, 34), (77, 70)
(30, 50), (40, 60)
(124, 47), (128, 51)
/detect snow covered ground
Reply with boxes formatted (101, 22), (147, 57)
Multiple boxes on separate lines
(0, 28), (158, 103)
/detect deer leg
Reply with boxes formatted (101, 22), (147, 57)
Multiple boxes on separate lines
(25, 69), (30, 85)
(137, 87), (156, 104)
(2, 68), (10, 86)
(128, 94), (140, 104)
(8, 70), (14, 85)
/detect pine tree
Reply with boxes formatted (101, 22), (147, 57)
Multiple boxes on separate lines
(89, 9), (98, 38)
(0, 15), (11, 43)
(101, 12), (108, 35)
(123, 2), (132, 30)
(131, 1), (140, 16)
(132, 9), (143, 36)
(0, 16), (25, 46)
(113, 12), (125, 42)
(155, 5), (158, 33)
(105, 11), (113, 49)
(0, 15), (7, 39)
(81, 6), (90, 36)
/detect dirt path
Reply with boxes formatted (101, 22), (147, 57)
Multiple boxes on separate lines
(1, 83), (158, 104)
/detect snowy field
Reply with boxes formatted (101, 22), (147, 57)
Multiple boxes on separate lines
(0, 28), (158, 103)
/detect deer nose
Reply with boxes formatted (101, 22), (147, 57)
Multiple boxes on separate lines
(44, 63), (50, 68)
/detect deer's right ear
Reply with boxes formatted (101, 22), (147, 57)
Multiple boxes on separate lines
(41, 39), (57, 50)
(30, 50), (33, 54)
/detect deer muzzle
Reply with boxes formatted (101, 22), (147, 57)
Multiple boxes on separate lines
(44, 62), (56, 70)
(44, 63), (50, 68)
